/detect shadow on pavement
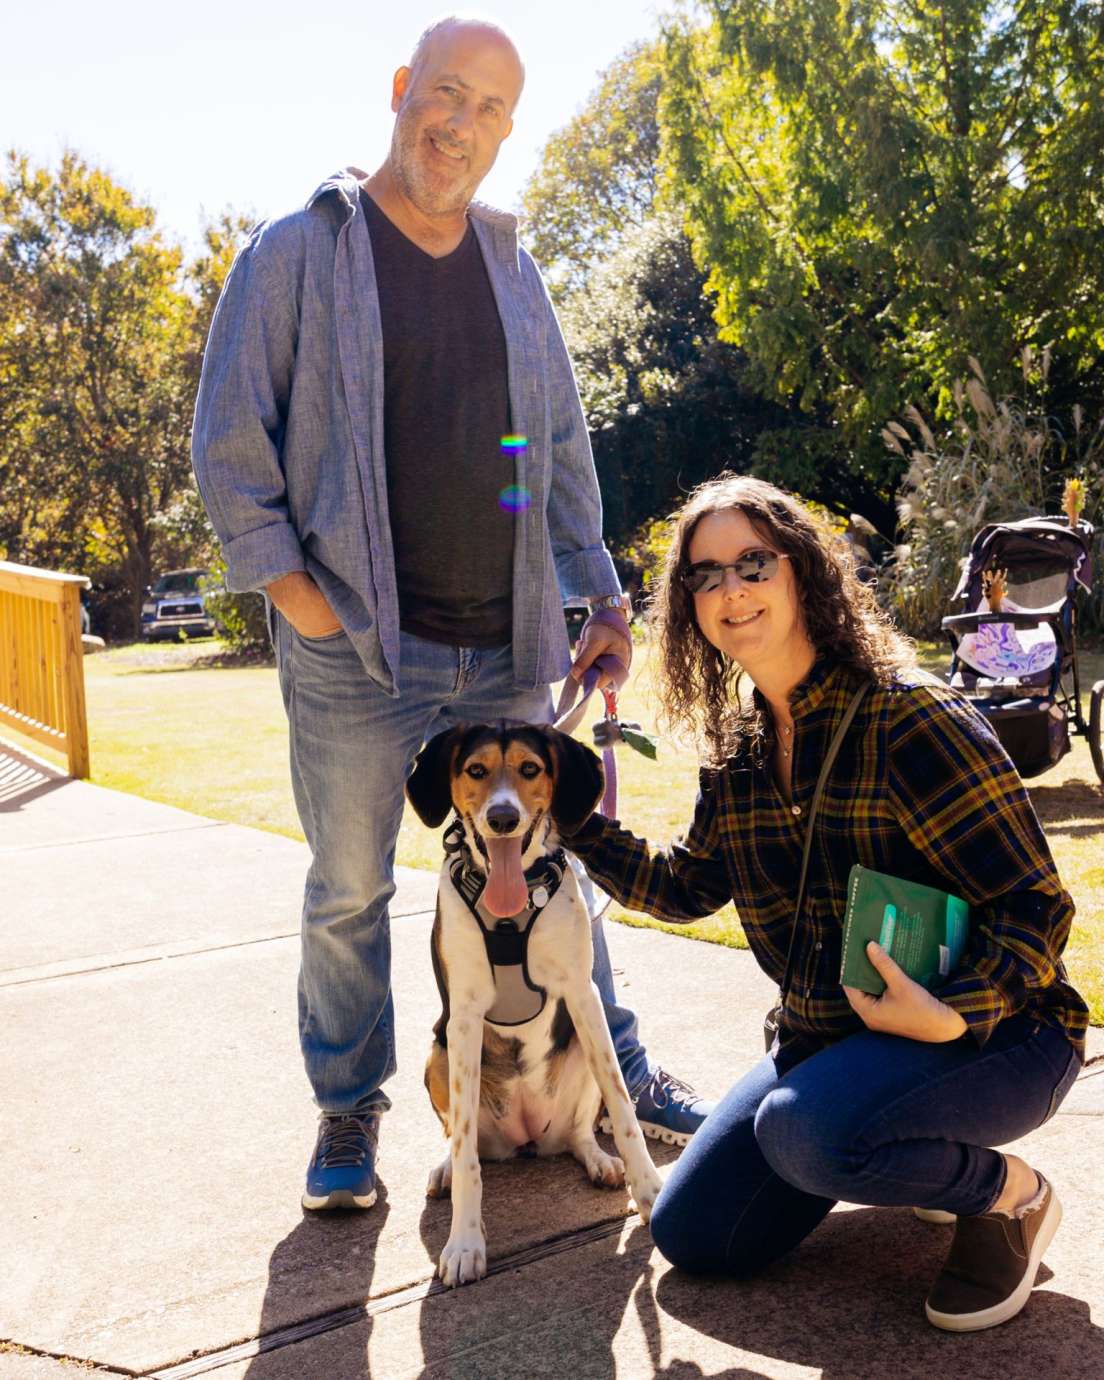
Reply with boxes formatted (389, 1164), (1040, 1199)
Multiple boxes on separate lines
(655, 1204), (1104, 1379)
(243, 1182), (392, 1377)
(0, 746), (69, 811)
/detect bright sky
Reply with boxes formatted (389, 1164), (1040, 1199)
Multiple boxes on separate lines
(6, 1), (670, 255)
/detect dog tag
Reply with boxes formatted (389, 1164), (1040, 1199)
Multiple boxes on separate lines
(531, 886), (549, 909)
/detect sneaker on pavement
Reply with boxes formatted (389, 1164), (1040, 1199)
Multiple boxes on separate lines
(601, 1067), (715, 1147)
(302, 1112), (380, 1211)
(925, 1173), (1061, 1331)
(914, 1207), (957, 1224)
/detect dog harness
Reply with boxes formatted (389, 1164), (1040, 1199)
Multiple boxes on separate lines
(443, 817), (567, 1027)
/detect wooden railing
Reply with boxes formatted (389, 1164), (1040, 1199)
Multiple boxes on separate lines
(0, 561), (91, 778)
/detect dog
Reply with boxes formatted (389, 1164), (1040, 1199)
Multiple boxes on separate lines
(406, 721), (663, 1288)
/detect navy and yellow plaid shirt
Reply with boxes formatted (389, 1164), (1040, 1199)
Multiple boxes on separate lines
(570, 659), (1088, 1062)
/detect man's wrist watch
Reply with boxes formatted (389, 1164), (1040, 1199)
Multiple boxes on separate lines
(588, 592), (632, 618)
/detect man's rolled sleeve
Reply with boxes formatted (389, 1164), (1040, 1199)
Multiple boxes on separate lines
(191, 223), (307, 593)
(536, 267), (620, 603)
(888, 686), (1075, 1048)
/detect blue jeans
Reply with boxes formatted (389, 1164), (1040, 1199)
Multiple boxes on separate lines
(274, 617), (650, 1114)
(650, 1013), (1081, 1276)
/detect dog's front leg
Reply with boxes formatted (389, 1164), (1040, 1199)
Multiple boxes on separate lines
(438, 1008), (488, 1287)
(564, 982), (663, 1223)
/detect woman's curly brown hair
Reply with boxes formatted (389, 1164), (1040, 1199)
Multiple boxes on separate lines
(646, 474), (918, 764)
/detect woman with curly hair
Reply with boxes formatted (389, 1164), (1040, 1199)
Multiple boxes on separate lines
(564, 474), (1086, 1332)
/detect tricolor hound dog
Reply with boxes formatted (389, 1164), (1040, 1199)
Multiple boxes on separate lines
(406, 722), (663, 1288)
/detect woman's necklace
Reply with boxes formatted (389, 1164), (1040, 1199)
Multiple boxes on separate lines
(776, 721), (794, 758)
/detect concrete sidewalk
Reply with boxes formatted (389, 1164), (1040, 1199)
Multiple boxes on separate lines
(2, 743), (1101, 1379)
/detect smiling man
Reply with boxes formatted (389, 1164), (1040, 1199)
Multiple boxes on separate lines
(192, 13), (713, 1213)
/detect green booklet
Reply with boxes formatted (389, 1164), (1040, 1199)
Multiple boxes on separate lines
(840, 865), (970, 996)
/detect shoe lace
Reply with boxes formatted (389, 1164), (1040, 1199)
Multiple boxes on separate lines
(644, 1068), (699, 1112)
(316, 1114), (377, 1169)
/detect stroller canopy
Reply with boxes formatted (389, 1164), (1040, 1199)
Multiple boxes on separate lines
(952, 516), (1094, 612)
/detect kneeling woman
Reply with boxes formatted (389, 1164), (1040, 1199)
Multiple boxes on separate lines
(564, 475), (1086, 1332)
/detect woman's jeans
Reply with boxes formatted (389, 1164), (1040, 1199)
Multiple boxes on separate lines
(274, 616), (649, 1115)
(650, 1012), (1081, 1276)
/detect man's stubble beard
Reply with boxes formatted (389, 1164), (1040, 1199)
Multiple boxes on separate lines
(389, 109), (480, 218)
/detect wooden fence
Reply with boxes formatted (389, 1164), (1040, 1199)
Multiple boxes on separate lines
(0, 561), (91, 778)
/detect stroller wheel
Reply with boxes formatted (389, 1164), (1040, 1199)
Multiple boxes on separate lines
(1091, 681), (1104, 785)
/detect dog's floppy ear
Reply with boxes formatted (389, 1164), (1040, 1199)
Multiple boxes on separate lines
(406, 726), (466, 827)
(547, 727), (605, 837)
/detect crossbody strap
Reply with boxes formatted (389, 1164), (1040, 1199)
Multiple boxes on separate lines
(777, 681), (871, 1005)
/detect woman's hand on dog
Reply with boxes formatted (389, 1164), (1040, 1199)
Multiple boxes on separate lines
(844, 941), (969, 1043)
(570, 612), (632, 687)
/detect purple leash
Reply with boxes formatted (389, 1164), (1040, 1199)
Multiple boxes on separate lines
(552, 609), (630, 818)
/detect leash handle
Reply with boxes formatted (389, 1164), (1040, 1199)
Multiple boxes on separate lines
(553, 667), (623, 818)
(552, 607), (631, 734)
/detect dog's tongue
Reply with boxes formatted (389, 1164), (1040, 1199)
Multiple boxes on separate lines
(483, 836), (529, 917)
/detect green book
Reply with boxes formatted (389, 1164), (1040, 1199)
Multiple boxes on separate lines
(840, 865), (970, 996)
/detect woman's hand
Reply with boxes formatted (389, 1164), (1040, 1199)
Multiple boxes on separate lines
(844, 941), (968, 1043)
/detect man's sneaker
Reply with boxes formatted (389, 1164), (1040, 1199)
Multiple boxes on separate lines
(914, 1207), (957, 1224)
(600, 1068), (715, 1147)
(925, 1174), (1061, 1331)
(302, 1112), (380, 1211)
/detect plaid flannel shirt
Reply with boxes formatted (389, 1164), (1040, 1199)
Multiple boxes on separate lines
(569, 659), (1088, 1062)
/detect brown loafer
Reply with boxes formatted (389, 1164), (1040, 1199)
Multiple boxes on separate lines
(925, 1174), (1061, 1332)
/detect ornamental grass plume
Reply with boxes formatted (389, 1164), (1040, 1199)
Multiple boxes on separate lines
(882, 349), (1104, 638)
(1063, 477), (1086, 526)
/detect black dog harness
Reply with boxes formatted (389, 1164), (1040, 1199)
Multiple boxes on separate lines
(443, 817), (567, 1027)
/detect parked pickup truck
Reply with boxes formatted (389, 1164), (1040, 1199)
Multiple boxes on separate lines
(140, 569), (217, 641)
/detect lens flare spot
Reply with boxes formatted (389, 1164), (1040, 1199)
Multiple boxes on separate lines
(499, 484), (532, 512)
(500, 434), (528, 453)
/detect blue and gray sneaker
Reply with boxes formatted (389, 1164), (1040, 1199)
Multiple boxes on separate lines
(601, 1068), (715, 1147)
(302, 1112), (380, 1211)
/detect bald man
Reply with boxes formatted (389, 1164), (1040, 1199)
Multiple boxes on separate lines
(193, 14), (712, 1212)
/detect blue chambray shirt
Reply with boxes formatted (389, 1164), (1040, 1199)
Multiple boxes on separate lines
(191, 167), (620, 697)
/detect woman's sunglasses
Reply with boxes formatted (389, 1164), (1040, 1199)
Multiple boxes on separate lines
(680, 549), (790, 594)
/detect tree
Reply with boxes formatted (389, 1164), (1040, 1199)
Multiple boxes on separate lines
(520, 41), (663, 299)
(562, 210), (791, 542)
(522, 41), (800, 546)
(660, 0), (1104, 523)
(0, 151), (200, 627)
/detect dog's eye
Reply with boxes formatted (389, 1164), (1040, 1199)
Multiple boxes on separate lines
(465, 763), (488, 779)
(518, 761), (542, 779)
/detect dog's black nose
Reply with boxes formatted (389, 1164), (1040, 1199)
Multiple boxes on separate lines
(485, 805), (519, 835)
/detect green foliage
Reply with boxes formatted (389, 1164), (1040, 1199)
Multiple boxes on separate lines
(559, 208), (792, 544)
(616, 514), (676, 595)
(520, 42), (663, 299)
(200, 561), (271, 655)
(884, 350), (1104, 636)
(0, 152), (252, 634)
(0, 151), (195, 622)
(660, 0), (1104, 511)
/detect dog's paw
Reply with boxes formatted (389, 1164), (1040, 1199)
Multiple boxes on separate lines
(583, 1148), (625, 1188)
(426, 1156), (453, 1199)
(630, 1166), (664, 1224)
(438, 1230), (487, 1288)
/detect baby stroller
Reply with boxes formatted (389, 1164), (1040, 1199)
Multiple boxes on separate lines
(941, 515), (1104, 783)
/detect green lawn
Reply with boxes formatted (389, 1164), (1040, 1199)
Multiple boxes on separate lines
(8, 634), (1103, 1024)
